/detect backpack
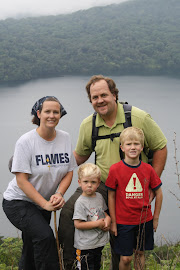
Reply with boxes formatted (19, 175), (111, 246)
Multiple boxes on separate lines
(91, 102), (153, 164)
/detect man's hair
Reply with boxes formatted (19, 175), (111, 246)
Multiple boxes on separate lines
(78, 163), (101, 180)
(86, 75), (119, 102)
(120, 127), (144, 147)
(32, 97), (60, 126)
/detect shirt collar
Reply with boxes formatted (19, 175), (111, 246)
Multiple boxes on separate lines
(95, 103), (126, 128)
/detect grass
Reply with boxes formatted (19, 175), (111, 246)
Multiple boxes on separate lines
(100, 241), (180, 270)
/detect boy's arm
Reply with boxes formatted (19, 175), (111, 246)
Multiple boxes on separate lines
(102, 212), (111, 232)
(153, 187), (163, 232)
(74, 219), (105, 230)
(108, 190), (117, 236)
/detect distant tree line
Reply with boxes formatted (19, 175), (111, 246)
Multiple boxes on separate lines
(0, 0), (179, 82)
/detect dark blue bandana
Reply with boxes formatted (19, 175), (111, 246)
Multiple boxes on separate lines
(31, 96), (67, 118)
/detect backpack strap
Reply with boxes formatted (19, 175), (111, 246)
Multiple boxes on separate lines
(92, 102), (132, 163)
(92, 112), (98, 152)
(119, 103), (132, 160)
(123, 103), (132, 128)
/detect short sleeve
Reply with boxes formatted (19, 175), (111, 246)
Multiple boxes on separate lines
(142, 114), (167, 151)
(73, 200), (87, 221)
(11, 139), (32, 174)
(75, 117), (93, 157)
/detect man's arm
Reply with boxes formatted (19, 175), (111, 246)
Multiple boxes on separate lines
(73, 151), (90, 166)
(152, 146), (167, 177)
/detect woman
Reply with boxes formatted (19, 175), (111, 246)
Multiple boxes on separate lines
(2, 96), (77, 270)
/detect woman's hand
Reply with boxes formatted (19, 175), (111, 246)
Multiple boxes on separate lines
(43, 201), (58, 211)
(50, 193), (65, 210)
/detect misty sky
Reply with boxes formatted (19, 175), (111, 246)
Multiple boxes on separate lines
(0, 0), (129, 20)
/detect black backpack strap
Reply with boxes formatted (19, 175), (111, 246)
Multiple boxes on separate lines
(119, 103), (132, 160)
(92, 103), (133, 163)
(123, 103), (132, 128)
(92, 112), (98, 152)
(95, 133), (120, 142)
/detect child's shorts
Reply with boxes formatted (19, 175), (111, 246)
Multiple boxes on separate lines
(114, 219), (154, 256)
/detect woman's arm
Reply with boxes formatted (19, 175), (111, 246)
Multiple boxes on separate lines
(50, 171), (73, 210)
(16, 172), (55, 211)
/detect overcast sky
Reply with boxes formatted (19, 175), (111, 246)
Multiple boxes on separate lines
(0, 0), (129, 20)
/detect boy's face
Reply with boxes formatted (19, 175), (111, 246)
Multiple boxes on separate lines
(121, 139), (143, 160)
(78, 176), (100, 197)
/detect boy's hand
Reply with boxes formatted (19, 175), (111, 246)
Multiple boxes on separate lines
(153, 217), (159, 232)
(149, 188), (155, 203)
(110, 222), (117, 236)
(97, 219), (106, 230)
(102, 215), (111, 232)
(43, 201), (57, 212)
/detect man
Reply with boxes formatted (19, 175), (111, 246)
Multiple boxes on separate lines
(58, 75), (167, 269)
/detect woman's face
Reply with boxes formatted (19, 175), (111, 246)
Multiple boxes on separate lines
(37, 101), (61, 129)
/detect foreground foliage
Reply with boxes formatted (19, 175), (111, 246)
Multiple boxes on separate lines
(0, 237), (22, 269)
(100, 242), (180, 270)
(0, 237), (180, 269)
(0, 0), (179, 82)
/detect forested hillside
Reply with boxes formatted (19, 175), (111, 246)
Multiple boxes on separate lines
(0, 0), (179, 82)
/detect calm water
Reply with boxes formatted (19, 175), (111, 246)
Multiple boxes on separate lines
(0, 75), (180, 244)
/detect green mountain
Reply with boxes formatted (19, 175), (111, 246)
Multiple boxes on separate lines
(0, 0), (179, 82)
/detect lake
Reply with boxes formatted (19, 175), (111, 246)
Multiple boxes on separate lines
(0, 75), (180, 245)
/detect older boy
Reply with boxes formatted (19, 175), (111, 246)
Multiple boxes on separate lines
(106, 127), (163, 270)
(73, 163), (111, 270)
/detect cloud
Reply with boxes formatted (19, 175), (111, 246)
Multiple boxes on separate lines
(0, 0), (128, 20)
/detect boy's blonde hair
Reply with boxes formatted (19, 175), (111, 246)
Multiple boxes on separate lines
(120, 127), (144, 147)
(78, 163), (101, 180)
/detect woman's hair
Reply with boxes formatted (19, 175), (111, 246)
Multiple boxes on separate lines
(86, 75), (119, 102)
(31, 96), (61, 126)
(120, 127), (144, 147)
(78, 163), (101, 180)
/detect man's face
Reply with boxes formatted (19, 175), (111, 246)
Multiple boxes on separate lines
(90, 80), (117, 118)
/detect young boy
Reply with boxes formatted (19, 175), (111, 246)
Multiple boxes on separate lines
(105, 127), (163, 270)
(73, 163), (111, 270)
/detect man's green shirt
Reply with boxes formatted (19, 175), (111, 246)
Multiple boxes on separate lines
(75, 103), (167, 183)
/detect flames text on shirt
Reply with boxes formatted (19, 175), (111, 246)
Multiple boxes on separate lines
(35, 153), (69, 165)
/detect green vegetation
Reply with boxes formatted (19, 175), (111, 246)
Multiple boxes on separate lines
(100, 242), (180, 270)
(0, 237), (22, 269)
(0, 0), (179, 82)
(0, 237), (179, 269)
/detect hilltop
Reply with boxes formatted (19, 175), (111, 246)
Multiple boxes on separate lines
(0, 0), (179, 82)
